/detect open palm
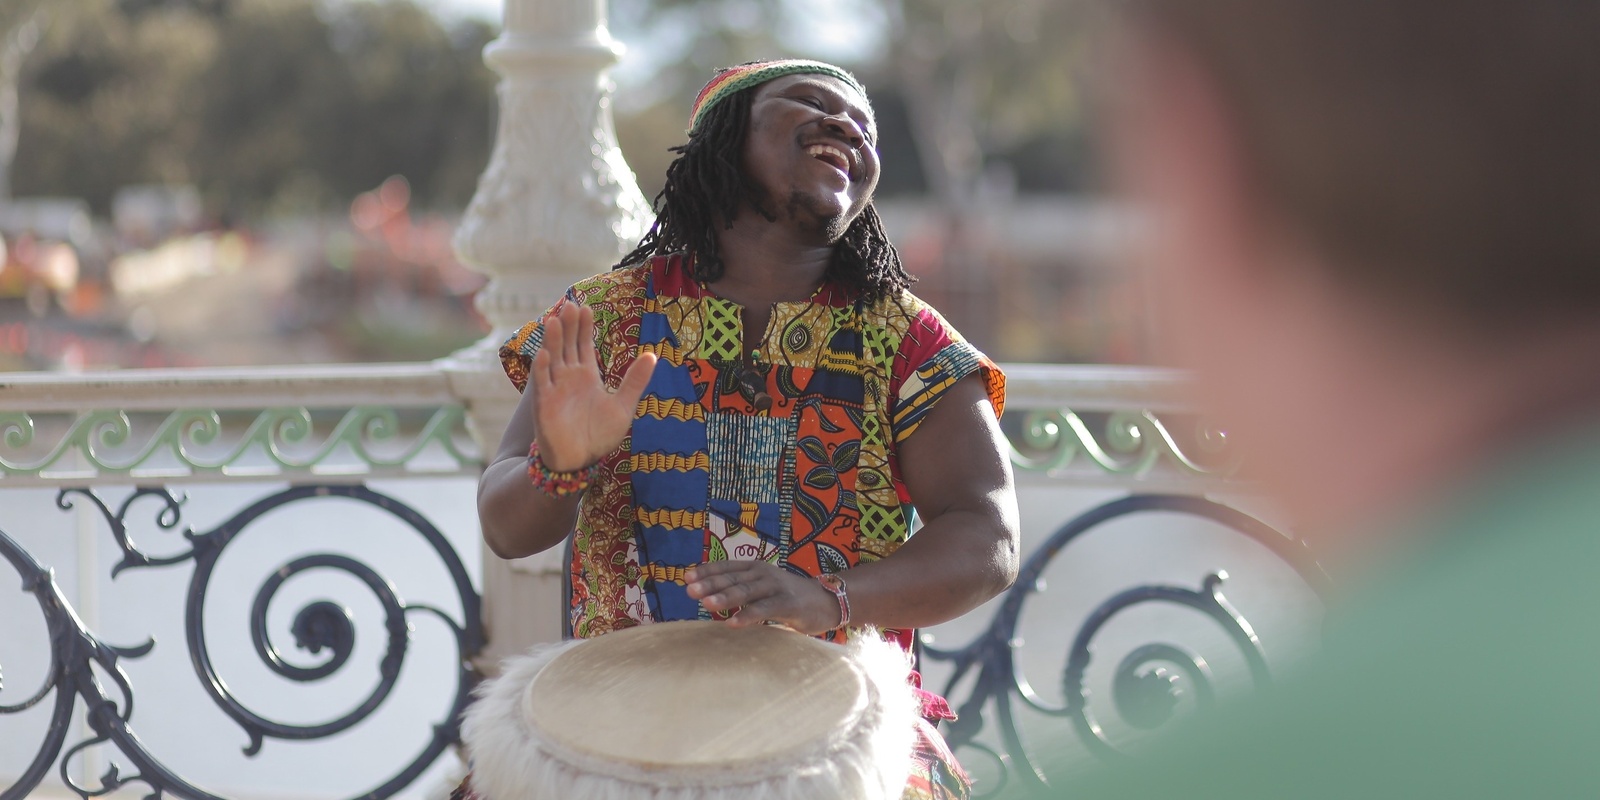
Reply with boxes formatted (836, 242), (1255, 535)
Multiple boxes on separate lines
(531, 302), (658, 471)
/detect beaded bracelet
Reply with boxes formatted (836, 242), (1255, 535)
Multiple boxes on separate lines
(816, 573), (851, 630)
(527, 441), (597, 497)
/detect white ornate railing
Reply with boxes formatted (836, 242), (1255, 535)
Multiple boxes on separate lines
(0, 362), (1232, 488)
(0, 364), (493, 800)
(0, 360), (1313, 800)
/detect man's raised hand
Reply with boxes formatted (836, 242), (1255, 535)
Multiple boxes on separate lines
(531, 303), (658, 472)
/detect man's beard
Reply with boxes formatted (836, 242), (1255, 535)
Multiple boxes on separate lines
(781, 189), (852, 243)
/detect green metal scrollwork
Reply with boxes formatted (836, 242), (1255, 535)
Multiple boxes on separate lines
(1007, 408), (1237, 479)
(0, 406), (479, 479)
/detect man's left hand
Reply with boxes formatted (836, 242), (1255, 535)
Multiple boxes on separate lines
(685, 561), (842, 634)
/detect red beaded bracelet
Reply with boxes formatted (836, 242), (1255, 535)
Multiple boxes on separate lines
(816, 573), (851, 630)
(527, 441), (597, 497)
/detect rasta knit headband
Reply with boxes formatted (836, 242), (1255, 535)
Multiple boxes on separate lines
(687, 59), (869, 134)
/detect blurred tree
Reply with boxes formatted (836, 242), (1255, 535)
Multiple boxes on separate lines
(609, 0), (1103, 201)
(873, 0), (1107, 349)
(311, 1), (498, 210)
(9, 0), (1093, 220)
(14, 0), (218, 211)
(0, 0), (49, 200)
(10, 0), (496, 217)
(190, 0), (347, 215)
(887, 0), (1104, 203)
(194, 0), (496, 216)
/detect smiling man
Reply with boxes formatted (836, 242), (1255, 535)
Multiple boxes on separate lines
(471, 60), (1021, 799)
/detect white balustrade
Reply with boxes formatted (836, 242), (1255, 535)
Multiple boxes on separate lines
(2, 359), (1275, 798)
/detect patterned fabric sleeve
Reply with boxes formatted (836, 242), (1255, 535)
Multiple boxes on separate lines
(498, 265), (652, 394)
(889, 304), (1006, 444)
(497, 290), (577, 394)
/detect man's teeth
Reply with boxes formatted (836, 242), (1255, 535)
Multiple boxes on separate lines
(805, 144), (850, 172)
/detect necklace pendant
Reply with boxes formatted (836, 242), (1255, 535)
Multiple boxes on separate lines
(739, 351), (774, 413)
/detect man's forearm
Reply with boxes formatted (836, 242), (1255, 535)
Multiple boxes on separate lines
(839, 506), (1020, 630)
(477, 457), (583, 559)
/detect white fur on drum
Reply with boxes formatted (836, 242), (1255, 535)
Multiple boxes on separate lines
(461, 627), (919, 800)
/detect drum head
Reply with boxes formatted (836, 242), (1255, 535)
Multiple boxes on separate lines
(524, 621), (868, 768)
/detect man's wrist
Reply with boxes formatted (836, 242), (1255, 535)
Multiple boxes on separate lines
(816, 573), (851, 630)
(528, 440), (597, 497)
(534, 437), (594, 473)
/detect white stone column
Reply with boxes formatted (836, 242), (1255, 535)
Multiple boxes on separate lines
(440, 0), (650, 670)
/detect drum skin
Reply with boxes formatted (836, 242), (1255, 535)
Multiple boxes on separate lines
(462, 621), (919, 800)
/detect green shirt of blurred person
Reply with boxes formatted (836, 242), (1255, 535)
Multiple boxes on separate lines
(1044, 427), (1600, 798)
(1036, 1), (1600, 797)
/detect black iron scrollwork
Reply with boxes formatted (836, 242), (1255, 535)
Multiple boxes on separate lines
(923, 493), (1330, 797)
(1, 485), (483, 800)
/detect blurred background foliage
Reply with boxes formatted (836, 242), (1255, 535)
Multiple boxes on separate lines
(4, 0), (497, 216)
(4, 0), (1103, 216)
(610, 0), (1106, 205)
(0, 0), (1141, 370)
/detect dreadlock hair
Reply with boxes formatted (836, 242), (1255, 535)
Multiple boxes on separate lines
(616, 84), (916, 305)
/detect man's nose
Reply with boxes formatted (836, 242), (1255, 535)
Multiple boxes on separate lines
(821, 114), (866, 149)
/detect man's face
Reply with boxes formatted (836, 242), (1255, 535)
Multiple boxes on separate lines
(740, 74), (881, 240)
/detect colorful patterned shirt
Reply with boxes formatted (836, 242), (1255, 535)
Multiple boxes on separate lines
(500, 255), (1006, 647)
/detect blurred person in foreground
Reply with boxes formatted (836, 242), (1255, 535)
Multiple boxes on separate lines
(468, 60), (1020, 799)
(1043, 1), (1600, 797)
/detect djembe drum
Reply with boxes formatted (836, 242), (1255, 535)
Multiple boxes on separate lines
(461, 620), (920, 800)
